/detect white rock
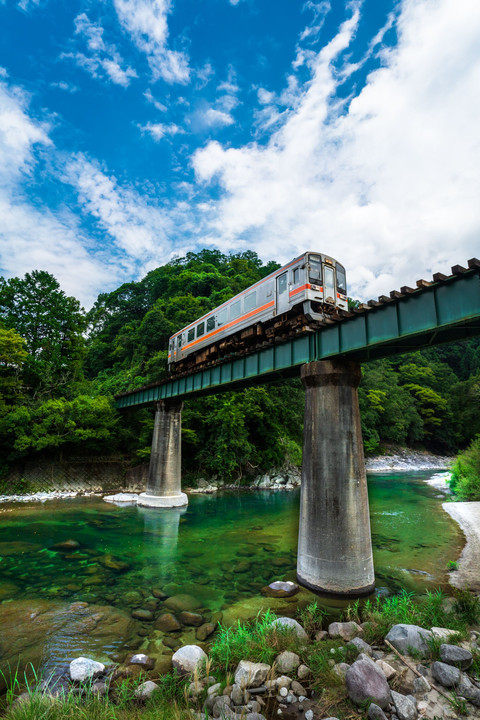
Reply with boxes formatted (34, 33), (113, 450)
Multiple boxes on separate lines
(375, 659), (396, 680)
(279, 687), (288, 697)
(305, 710), (314, 720)
(234, 660), (271, 688)
(172, 645), (207, 676)
(275, 676), (292, 689)
(431, 627), (458, 641)
(134, 681), (159, 700)
(275, 650), (300, 674)
(270, 617), (308, 642)
(69, 657), (105, 682)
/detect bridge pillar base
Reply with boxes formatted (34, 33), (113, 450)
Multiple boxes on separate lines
(144, 399), (188, 509)
(297, 359), (374, 597)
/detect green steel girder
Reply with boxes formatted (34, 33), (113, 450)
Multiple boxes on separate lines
(115, 268), (480, 409)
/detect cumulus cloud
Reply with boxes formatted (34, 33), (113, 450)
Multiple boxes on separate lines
(113, 0), (190, 84)
(138, 121), (184, 141)
(63, 12), (137, 87)
(192, 0), (480, 300)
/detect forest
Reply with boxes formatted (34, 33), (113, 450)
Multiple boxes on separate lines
(1, 249), (479, 492)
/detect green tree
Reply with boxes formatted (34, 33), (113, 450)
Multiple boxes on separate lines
(450, 435), (480, 499)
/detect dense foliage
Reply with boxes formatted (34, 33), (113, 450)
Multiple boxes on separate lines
(450, 435), (480, 500)
(1, 250), (479, 485)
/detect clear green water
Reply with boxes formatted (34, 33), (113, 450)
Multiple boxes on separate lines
(0, 471), (463, 677)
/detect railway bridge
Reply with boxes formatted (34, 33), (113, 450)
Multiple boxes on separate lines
(116, 259), (480, 597)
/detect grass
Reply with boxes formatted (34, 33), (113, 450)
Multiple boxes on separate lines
(209, 608), (303, 672)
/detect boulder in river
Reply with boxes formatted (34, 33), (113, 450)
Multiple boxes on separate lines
(264, 581), (299, 598)
(178, 611), (204, 626)
(53, 539), (80, 551)
(196, 623), (216, 641)
(131, 609), (154, 622)
(70, 657), (105, 682)
(165, 594), (202, 613)
(155, 613), (182, 632)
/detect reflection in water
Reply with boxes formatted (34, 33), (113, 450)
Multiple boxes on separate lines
(138, 505), (186, 557)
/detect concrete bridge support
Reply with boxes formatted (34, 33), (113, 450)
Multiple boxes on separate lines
(297, 359), (375, 596)
(138, 399), (188, 508)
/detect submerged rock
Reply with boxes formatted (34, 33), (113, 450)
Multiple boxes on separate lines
(179, 611), (204, 626)
(53, 539), (80, 551)
(164, 594), (202, 613)
(131, 609), (153, 621)
(196, 623), (216, 641)
(155, 613), (182, 632)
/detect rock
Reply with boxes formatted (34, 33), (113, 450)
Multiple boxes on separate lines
(315, 630), (328, 641)
(457, 679), (480, 706)
(53, 539), (80, 551)
(375, 660), (396, 680)
(297, 664), (312, 680)
(155, 613), (182, 632)
(70, 657), (105, 682)
(368, 704), (388, 720)
(439, 643), (473, 669)
(172, 645), (208, 676)
(231, 684), (244, 705)
(264, 581), (299, 598)
(290, 680), (306, 695)
(234, 661), (271, 688)
(279, 686), (288, 698)
(345, 658), (391, 709)
(179, 611), (204, 626)
(98, 554), (130, 572)
(305, 711), (313, 720)
(431, 626), (458, 641)
(385, 624), (432, 657)
(212, 696), (232, 718)
(245, 714), (267, 720)
(131, 609), (153, 621)
(127, 653), (155, 670)
(275, 651), (300, 674)
(135, 680), (159, 700)
(349, 637), (372, 655)
(328, 621), (362, 641)
(270, 617), (308, 642)
(431, 660), (461, 688)
(207, 682), (222, 697)
(163, 636), (182, 650)
(165, 594), (202, 613)
(391, 690), (418, 720)
(92, 681), (107, 696)
(152, 588), (167, 599)
(196, 623), (216, 641)
(333, 662), (350, 679)
(413, 676), (430, 693)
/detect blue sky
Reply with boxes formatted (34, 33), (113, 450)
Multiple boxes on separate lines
(0, 0), (479, 307)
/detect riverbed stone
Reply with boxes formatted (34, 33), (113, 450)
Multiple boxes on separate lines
(297, 664), (312, 680)
(70, 657), (105, 682)
(275, 650), (300, 674)
(172, 645), (207, 676)
(345, 658), (391, 709)
(126, 653), (155, 670)
(152, 588), (167, 599)
(328, 621), (362, 641)
(264, 581), (299, 598)
(53, 539), (80, 551)
(196, 623), (216, 641)
(349, 636), (372, 655)
(375, 660), (396, 680)
(234, 661), (271, 688)
(131, 609), (153, 622)
(368, 704), (388, 720)
(431, 660), (461, 687)
(439, 643), (473, 669)
(179, 611), (204, 626)
(270, 617), (308, 642)
(333, 662), (350, 679)
(165, 594), (202, 613)
(385, 624), (432, 657)
(155, 613), (181, 632)
(391, 690), (418, 720)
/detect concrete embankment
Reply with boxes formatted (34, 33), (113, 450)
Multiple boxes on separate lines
(443, 501), (480, 594)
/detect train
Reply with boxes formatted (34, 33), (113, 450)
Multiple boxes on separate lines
(167, 251), (347, 371)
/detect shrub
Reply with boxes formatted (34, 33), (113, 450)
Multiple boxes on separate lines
(450, 435), (480, 499)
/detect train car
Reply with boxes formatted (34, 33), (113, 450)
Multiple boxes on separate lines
(168, 252), (347, 371)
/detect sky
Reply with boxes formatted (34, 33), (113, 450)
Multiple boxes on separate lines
(0, 0), (479, 309)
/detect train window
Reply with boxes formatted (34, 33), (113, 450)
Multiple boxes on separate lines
(207, 316), (215, 332)
(217, 308), (227, 326)
(197, 322), (205, 338)
(309, 256), (322, 285)
(336, 264), (347, 295)
(293, 268), (300, 285)
(266, 283), (273, 297)
(188, 328), (195, 342)
(230, 299), (242, 320)
(244, 291), (256, 312)
(178, 334), (182, 347)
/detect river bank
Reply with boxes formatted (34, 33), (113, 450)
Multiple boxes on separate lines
(443, 502), (480, 594)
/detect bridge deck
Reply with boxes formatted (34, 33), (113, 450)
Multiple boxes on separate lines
(116, 263), (480, 409)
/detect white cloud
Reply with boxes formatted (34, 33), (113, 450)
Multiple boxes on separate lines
(144, 89), (167, 112)
(138, 121), (184, 141)
(192, 0), (480, 301)
(113, 0), (190, 84)
(63, 13), (137, 87)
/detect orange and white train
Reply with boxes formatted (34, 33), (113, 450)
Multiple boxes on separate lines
(168, 252), (347, 371)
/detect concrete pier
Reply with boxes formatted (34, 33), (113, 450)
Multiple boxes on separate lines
(138, 399), (188, 508)
(297, 359), (375, 596)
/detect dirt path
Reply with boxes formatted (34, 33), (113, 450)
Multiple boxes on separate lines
(443, 501), (480, 593)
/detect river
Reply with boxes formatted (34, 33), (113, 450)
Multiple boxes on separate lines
(0, 470), (463, 683)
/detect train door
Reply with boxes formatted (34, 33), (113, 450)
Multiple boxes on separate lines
(276, 272), (289, 313)
(323, 263), (336, 304)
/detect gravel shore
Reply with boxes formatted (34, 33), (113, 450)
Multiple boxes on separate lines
(443, 501), (480, 593)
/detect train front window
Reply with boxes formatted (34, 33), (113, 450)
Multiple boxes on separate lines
(309, 256), (322, 285)
(336, 264), (347, 295)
